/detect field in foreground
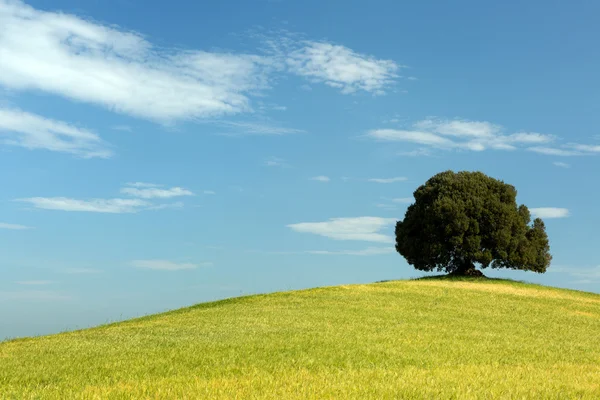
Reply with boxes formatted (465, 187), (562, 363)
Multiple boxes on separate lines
(1, 278), (599, 399)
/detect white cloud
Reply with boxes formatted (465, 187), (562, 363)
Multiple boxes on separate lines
(413, 119), (501, 138)
(0, 0), (275, 122)
(16, 280), (53, 285)
(528, 147), (583, 157)
(287, 41), (400, 94)
(18, 197), (150, 213)
(264, 157), (289, 167)
(0, 108), (111, 158)
(203, 190), (216, 195)
(549, 265), (600, 282)
(0, 222), (31, 230)
(20, 182), (193, 212)
(368, 129), (455, 147)
(306, 247), (395, 256)
(130, 259), (211, 271)
(126, 182), (162, 188)
(310, 175), (330, 182)
(528, 143), (600, 157)
(399, 148), (432, 157)
(570, 266), (600, 280)
(530, 207), (570, 219)
(553, 161), (570, 168)
(213, 120), (304, 136)
(507, 132), (556, 144)
(288, 216), (396, 243)
(368, 118), (563, 155)
(368, 177), (407, 183)
(567, 143), (600, 153)
(121, 185), (194, 199)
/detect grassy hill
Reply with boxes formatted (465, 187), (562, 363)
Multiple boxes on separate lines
(1, 277), (599, 399)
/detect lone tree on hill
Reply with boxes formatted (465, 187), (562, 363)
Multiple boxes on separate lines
(395, 170), (551, 277)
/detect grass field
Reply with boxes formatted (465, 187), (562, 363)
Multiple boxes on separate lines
(1, 277), (599, 399)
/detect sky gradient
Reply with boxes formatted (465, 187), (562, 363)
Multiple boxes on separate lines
(1, 0), (599, 339)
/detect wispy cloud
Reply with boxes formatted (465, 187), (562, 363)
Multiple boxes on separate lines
(18, 197), (149, 213)
(16, 280), (53, 285)
(264, 156), (289, 167)
(126, 182), (162, 188)
(255, 246), (395, 256)
(130, 259), (212, 271)
(0, 108), (112, 158)
(528, 143), (600, 157)
(288, 216), (396, 243)
(306, 247), (395, 256)
(368, 177), (407, 184)
(553, 161), (570, 168)
(212, 120), (305, 136)
(0, 0), (275, 122)
(287, 41), (400, 94)
(120, 184), (194, 199)
(203, 190), (216, 195)
(19, 182), (193, 213)
(368, 129), (456, 147)
(310, 175), (330, 182)
(375, 203), (399, 211)
(567, 143), (600, 153)
(549, 265), (600, 282)
(527, 147), (582, 157)
(399, 148), (432, 157)
(530, 207), (570, 219)
(391, 197), (413, 204)
(366, 118), (599, 156)
(0, 222), (31, 230)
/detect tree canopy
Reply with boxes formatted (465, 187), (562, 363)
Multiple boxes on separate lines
(395, 170), (551, 276)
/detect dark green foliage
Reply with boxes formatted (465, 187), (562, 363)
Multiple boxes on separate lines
(395, 171), (551, 275)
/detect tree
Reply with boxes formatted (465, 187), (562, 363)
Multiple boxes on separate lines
(395, 170), (551, 277)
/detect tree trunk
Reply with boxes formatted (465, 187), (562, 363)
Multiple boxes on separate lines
(451, 261), (484, 277)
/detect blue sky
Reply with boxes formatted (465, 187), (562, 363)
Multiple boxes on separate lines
(1, 0), (599, 339)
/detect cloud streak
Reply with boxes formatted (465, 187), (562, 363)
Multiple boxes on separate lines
(18, 182), (194, 213)
(0, 222), (31, 230)
(306, 247), (395, 256)
(530, 207), (570, 219)
(368, 177), (407, 183)
(367, 118), (598, 156)
(120, 185), (194, 199)
(130, 259), (211, 271)
(18, 197), (150, 213)
(288, 216), (396, 243)
(0, 108), (112, 158)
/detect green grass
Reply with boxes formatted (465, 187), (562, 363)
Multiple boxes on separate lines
(1, 277), (599, 399)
